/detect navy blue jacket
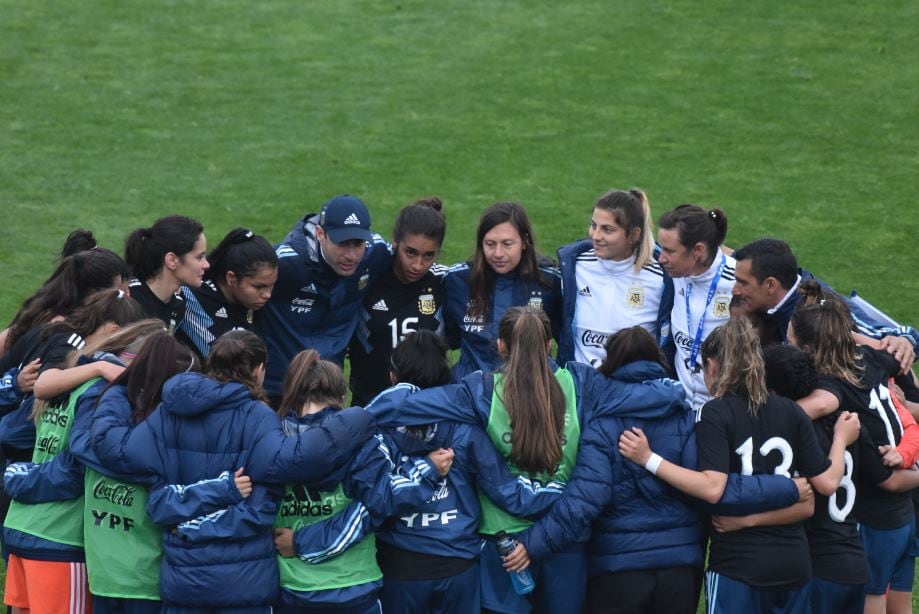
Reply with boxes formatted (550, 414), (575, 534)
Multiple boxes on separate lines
(442, 262), (562, 381)
(518, 361), (800, 575)
(299, 385), (564, 564)
(256, 214), (392, 397)
(90, 373), (376, 607)
(556, 240), (675, 364)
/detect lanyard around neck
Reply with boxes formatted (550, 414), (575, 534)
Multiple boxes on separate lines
(685, 253), (727, 372)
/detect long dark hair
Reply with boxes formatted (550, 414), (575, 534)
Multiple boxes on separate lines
(60, 229), (97, 259)
(391, 330), (452, 389)
(498, 306), (566, 475)
(468, 202), (551, 319)
(278, 349), (347, 418)
(105, 331), (199, 423)
(658, 204), (728, 268)
(42, 288), (145, 342)
(125, 215), (204, 281)
(598, 326), (668, 376)
(205, 227), (277, 286)
(206, 330), (269, 403)
(6, 248), (130, 350)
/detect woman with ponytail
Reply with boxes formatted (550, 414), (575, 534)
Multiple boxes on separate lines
(349, 197), (448, 405)
(2, 318), (160, 614)
(124, 215), (209, 334)
(178, 227), (278, 358)
(89, 330), (378, 611)
(657, 204), (735, 412)
(271, 348), (451, 613)
(789, 282), (919, 614)
(364, 306), (642, 612)
(619, 317), (860, 613)
(442, 202), (562, 381)
(556, 188), (672, 367)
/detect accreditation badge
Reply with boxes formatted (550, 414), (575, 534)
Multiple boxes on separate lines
(418, 292), (436, 315)
(626, 286), (645, 309)
(713, 294), (731, 318)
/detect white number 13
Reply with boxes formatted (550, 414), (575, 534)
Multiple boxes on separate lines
(735, 436), (794, 477)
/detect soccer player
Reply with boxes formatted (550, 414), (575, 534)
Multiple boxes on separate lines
(348, 197), (447, 406)
(657, 205), (735, 413)
(442, 201), (562, 381)
(256, 194), (391, 404)
(619, 317), (861, 614)
(177, 227), (278, 358)
(556, 188), (672, 367)
(124, 215), (209, 334)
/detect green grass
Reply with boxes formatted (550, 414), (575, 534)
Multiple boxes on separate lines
(1, 1), (917, 608)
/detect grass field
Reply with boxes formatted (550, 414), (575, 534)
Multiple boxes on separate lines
(1, 0), (918, 608)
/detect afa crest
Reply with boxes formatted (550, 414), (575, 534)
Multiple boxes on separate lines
(528, 295), (543, 311)
(713, 294), (731, 319)
(626, 286), (645, 309)
(358, 273), (369, 290)
(418, 292), (436, 315)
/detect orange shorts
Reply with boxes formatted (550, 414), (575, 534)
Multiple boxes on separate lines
(4, 554), (92, 613)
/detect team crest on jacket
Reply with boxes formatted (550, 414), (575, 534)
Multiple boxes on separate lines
(713, 294), (731, 318)
(527, 293), (543, 311)
(358, 272), (370, 290)
(418, 291), (436, 315)
(627, 286), (645, 309)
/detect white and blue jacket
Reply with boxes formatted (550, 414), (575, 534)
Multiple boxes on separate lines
(255, 214), (392, 397)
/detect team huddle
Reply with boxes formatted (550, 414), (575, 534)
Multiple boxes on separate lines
(1, 190), (917, 614)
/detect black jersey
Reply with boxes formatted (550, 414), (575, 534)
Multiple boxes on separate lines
(128, 279), (185, 334)
(176, 281), (252, 358)
(806, 417), (891, 584)
(696, 393), (830, 589)
(348, 267), (445, 406)
(817, 346), (912, 529)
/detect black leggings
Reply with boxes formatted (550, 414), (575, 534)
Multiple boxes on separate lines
(585, 566), (699, 614)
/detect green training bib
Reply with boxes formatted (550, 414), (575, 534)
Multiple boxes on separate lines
(5, 378), (99, 547)
(478, 368), (580, 535)
(275, 482), (382, 592)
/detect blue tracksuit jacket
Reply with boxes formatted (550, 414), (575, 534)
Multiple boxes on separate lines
(442, 262), (562, 381)
(255, 214), (392, 397)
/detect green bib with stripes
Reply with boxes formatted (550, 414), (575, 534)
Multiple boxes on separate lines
(4, 378), (99, 547)
(274, 482), (382, 592)
(478, 368), (580, 535)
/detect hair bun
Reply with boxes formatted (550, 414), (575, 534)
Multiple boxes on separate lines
(414, 196), (443, 212)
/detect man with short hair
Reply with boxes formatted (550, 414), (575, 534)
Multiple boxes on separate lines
(732, 237), (917, 369)
(257, 195), (391, 402)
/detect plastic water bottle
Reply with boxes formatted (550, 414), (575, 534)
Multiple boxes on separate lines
(495, 531), (536, 595)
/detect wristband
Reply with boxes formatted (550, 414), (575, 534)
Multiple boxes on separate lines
(644, 453), (664, 475)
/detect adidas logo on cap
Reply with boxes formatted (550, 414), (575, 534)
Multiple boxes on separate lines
(372, 299), (389, 311)
(578, 286), (592, 297)
(344, 213), (361, 225)
(215, 307), (228, 318)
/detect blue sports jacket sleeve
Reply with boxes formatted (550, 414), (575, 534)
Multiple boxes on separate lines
(343, 435), (441, 521)
(90, 386), (166, 477)
(364, 381), (480, 427)
(518, 419), (615, 562)
(249, 406), (377, 484)
(146, 470), (245, 525)
(173, 483), (281, 543)
(464, 425), (564, 518)
(3, 454), (84, 503)
(293, 500), (373, 564)
(0, 368), (23, 412)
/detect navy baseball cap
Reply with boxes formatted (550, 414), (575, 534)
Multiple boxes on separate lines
(318, 195), (373, 243)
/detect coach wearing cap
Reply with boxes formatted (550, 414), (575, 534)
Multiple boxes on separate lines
(257, 195), (391, 403)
